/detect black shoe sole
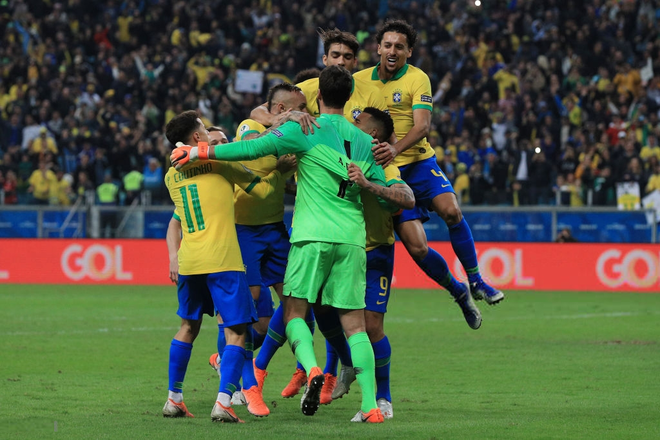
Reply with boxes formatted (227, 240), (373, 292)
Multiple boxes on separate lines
(301, 374), (325, 416)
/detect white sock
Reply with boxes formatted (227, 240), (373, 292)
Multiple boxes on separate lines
(217, 392), (232, 407)
(168, 391), (183, 403)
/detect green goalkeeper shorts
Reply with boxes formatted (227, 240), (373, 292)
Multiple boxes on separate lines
(283, 241), (366, 310)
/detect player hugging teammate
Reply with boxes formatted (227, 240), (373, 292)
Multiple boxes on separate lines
(164, 19), (504, 425)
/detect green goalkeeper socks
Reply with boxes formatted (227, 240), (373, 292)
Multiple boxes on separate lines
(348, 331), (377, 413)
(285, 317), (318, 373)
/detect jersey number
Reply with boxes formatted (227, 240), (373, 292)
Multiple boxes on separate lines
(337, 140), (354, 198)
(179, 184), (205, 233)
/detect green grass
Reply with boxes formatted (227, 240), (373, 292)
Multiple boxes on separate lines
(1, 286), (659, 439)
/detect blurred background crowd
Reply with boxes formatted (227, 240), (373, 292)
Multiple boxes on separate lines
(0, 0), (659, 208)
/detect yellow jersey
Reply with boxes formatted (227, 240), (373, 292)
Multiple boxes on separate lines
(363, 165), (404, 251)
(165, 160), (283, 275)
(296, 76), (388, 122)
(353, 63), (435, 167)
(28, 169), (57, 201)
(234, 119), (288, 225)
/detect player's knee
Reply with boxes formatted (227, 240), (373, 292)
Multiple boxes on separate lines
(408, 242), (428, 262)
(438, 203), (462, 226)
(365, 320), (385, 342)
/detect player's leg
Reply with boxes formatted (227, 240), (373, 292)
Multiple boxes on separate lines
(364, 245), (394, 419)
(164, 274), (212, 418)
(209, 271), (261, 422)
(314, 306), (352, 404)
(323, 243), (383, 423)
(396, 219), (481, 329)
(251, 284), (272, 350)
(428, 180), (504, 305)
(282, 241), (327, 416)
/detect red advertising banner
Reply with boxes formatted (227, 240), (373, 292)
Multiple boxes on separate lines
(0, 239), (659, 291)
(392, 242), (660, 292)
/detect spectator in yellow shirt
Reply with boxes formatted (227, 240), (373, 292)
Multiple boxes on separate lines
(453, 162), (470, 204)
(29, 127), (58, 161)
(28, 161), (57, 205)
(613, 63), (642, 98)
(646, 162), (660, 194)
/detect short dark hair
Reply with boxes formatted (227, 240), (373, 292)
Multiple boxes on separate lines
(318, 65), (352, 109)
(376, 19), (417, 48)
(319, 28), (359, 57)
(267, 83), (302, 111)
(294, 68), (321, 84)
(206, 126), (224, 133)
(362, 107), (394, 142)
(165, 110), (202, 146)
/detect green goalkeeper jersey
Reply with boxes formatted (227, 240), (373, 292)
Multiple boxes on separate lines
(210, 113), (390, 247)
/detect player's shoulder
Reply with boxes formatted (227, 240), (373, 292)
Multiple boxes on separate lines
(296, 77), (319, 92)
(353, 67), (377, 82)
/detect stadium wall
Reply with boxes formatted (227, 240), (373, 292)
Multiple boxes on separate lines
(1, 239), (659, 292)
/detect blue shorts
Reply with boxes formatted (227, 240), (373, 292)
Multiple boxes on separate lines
(395, 156), (453, 225)
(255, 284), (275, 318)
(177, 271), (257, 327)
(364, 244), (394, 313)
(236, 222), (291, 287)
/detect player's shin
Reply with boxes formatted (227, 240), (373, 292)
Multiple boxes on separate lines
(218, 345), (245, 407)
(255, 304), (286, 370)
(448, 218), (481, 283)
(168, 339), (193, 398)
(417, 247), (465, 297)
(372, 336), (392, 402)
(285, 317), (319, 373)
(347, 332), (378, 413)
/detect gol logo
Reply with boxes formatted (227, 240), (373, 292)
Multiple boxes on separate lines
(596, 249), (659, 288)
(454, 248), (534, 287)
(61, 244), (133, 281)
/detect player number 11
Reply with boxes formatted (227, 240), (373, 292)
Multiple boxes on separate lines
(179, 184), (206, 233)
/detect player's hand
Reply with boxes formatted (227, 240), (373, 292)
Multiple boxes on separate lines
(372, 142), (398, 167)
(276, 154), (297, 174)
(170, 142), (209, 170)
(348, 163), (369, 188)
(169, 257), (179, 284)
(278, 110), (320, 135)
(170, 143), (197, 170)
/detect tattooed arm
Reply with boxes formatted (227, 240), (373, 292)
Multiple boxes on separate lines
(347, 163), (415, 210)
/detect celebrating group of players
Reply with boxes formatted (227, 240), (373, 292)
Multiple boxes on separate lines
(161, 19), (504, 424)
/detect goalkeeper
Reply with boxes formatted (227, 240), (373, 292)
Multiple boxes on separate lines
(171, 66), (414, 423)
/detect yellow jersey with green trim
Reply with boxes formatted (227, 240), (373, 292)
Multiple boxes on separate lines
(363, 165), (404, 251)
(165, 160), (282, 275)
(234, 119), (287, 225)
(297, 76), (387, 122)
(353, 63), (435, 166)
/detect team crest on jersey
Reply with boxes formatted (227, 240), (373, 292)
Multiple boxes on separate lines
(351, 108), (362, 120)
(392, 89), (403, 104)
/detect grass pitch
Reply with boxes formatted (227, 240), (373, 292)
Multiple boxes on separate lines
(1, 285), (659, 439)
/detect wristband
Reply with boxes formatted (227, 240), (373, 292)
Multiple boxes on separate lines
(198, 141), (209, 160)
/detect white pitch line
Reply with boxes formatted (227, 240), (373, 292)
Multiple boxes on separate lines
(2, 311), (658, 336)
(386, 311), (660, 324)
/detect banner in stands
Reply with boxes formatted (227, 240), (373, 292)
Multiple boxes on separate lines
(0, 240), (659, 291)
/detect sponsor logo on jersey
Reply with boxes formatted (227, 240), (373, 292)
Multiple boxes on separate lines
(420, 94), (432, 103)
(418, 148), (426, 154)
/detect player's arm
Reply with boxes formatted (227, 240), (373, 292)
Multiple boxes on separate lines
(347, 163), (414, 210)
(171, 121), (308, 169)
(250, 104), (319, 134)
(223, 155), (296, 199)
(166, 214), (181, 284)
(373, 108), (430, 167)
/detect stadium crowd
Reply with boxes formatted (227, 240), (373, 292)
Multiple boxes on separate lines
(1, 0), (660, 207)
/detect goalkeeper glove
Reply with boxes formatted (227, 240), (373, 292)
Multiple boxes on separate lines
(170, 142), (210, 170)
